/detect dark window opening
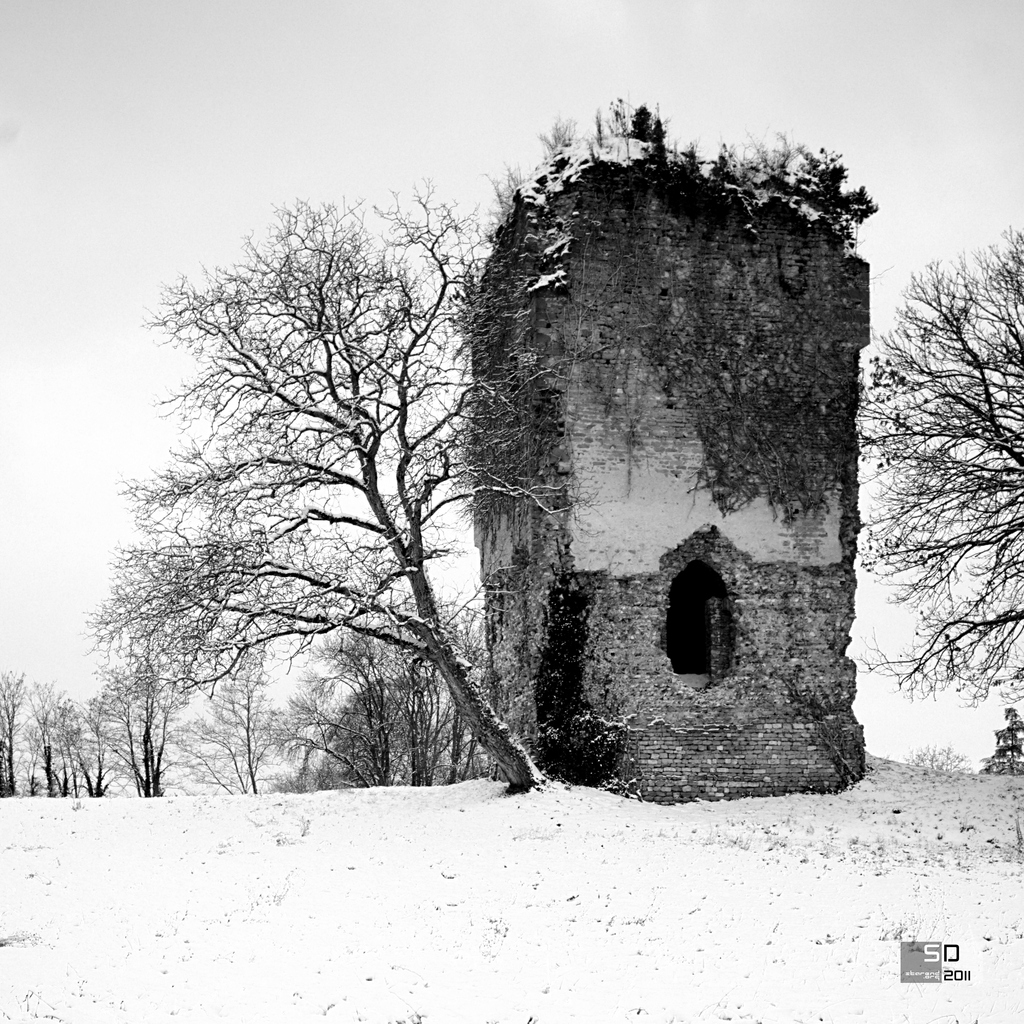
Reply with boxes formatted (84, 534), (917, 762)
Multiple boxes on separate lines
(665, 560), (732, 678)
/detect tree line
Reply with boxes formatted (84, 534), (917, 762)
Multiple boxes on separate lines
(0, 625), (491, 798)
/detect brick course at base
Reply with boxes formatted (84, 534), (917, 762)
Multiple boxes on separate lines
(630, 718), (864, 803)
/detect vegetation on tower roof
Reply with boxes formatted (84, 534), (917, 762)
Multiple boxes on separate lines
(511, 101), (877, 247)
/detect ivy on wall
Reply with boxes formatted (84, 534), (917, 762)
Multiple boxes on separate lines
(681, 312), (859, 521)
(467, 103), (874, 524)
(548, 164), (864, 521)
(784, 683), (866, 789)
(534, 575), (626, 786)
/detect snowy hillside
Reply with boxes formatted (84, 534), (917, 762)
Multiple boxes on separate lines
(2, 756), (1022, 1024)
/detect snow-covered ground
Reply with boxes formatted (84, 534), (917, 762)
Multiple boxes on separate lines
(2, 756), (1022, 1024)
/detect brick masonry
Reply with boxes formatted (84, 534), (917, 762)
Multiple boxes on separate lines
(474, 156), (869, 802)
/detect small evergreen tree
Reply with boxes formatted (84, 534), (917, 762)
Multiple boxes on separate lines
(629, 104), (668, 163)
(649, 112), (667, 164)
(630, 104), (653, 142)
(981, 707), (1024, 775)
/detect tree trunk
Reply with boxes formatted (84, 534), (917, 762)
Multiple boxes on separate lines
(427, 637), (542, 792)
(43, 744), (57, 797)
(447, 708), (463, 786)
(408, 669), (429, 787)
(405, 574), (543, 793)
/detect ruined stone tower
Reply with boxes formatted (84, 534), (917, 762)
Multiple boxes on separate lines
(470, 133), (873, 802)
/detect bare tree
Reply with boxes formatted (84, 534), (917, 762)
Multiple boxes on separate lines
(439, 606), (488, 785)
(181, 661), (278, 794)
(21, 725), (43, 795)
(487, 163), (525, 228)
(271, 751), (349, 794)
(282, 630), (485, 788)
(903, 744), (974, 773)
(538, 115), (577, 159)
(862, 229), (1024, 702)
(403, 658), (448, 786)
(27, 682), (62, 797)
(51, 696), (87, 797)
(92, 194), (542, 791)
(100, 662), (189, 797)
(488, 116), (577, 228)
(75, 695), (117, 797)
(0, 670), (27, 797)
(283, 651), (401, 789)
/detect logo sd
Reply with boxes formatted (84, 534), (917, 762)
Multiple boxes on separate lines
(900, 940), (972, 983)
(922, 943), (959, 963)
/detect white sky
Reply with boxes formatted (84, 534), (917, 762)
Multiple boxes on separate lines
(1, 0), (1022, 767)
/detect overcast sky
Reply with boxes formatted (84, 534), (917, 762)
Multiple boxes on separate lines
(2, 0), (1022, 767)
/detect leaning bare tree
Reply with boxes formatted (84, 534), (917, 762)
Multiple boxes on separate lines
(862, 229), (1024, 703)
(92, 193), (542, 791)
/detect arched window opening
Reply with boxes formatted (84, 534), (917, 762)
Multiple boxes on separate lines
(665, 560), (732, 679)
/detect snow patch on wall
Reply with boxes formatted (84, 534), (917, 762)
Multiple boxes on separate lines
(571, 462), (842, 573)
(517, 137), (649, 208)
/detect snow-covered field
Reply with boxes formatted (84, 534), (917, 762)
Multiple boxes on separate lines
(2, 756), (1022, 1024)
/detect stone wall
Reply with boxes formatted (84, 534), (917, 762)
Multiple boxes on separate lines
(474, 154), (869, 802)
(630, 718), (860, 802)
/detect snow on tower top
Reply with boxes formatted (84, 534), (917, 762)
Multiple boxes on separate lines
(513, 131), (875, 250)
